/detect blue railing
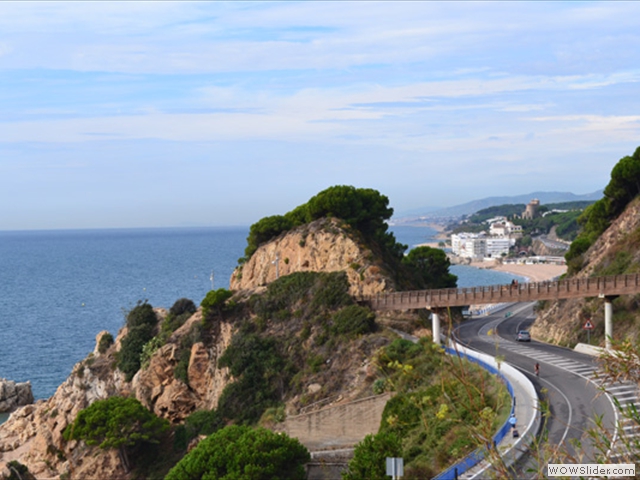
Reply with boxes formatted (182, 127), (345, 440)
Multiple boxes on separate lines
(432, 347), (515, 480)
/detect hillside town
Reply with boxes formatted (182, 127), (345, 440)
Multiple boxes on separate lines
(449, 199), (567, 265)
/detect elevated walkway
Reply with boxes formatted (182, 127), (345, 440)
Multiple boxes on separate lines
(360, 273), (640, 310)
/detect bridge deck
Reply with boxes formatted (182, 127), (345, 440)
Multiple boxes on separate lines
(360, 273), (640, 310)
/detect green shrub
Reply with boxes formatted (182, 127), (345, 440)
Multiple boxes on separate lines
(200, 288), (233, 322)
(332, 305), (376, 337)
(98, 332), (114, 354)
(169, 298), (196, 317)
(217, 333), (294, 424)
(343, 432), (401, 480)
(118, 324), (155, 382)
(63, 397), (169, 473)
(125, 301), (157, 329)
(165, 425), (309, 480)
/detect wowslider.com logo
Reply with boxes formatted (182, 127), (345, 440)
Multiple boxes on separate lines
(548, 464), (635, 477)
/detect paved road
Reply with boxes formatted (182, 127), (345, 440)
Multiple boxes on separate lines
(454, 302), (628, 476)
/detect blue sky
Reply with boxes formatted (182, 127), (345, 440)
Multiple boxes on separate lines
(1, 1), (639, 230)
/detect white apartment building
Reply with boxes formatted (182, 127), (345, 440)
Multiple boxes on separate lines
(486, 237), (515, 257)
(452, 233), (515, 259)
(451, 233), (487, 259)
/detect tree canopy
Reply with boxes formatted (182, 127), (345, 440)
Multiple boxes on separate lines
(242, 185), (404, 262)
(165, 425), (310, 480)
(63, 396), (169, 472)
(402, 246), (458, 289)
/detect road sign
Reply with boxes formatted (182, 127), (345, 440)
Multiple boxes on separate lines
(583, 320), (594, 330)
(386, 457), (404, 479)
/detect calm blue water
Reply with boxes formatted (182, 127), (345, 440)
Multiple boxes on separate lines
(0, 224), (521, 404)
(0, 227), (247, 400)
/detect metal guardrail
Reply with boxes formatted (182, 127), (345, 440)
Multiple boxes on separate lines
(433, 347), (516, 480)
(359, 273), (640, 310)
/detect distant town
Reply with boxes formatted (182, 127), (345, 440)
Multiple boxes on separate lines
(446, 199), (571, 265)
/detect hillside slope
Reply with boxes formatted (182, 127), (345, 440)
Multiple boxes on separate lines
(531, 148), (640, 347)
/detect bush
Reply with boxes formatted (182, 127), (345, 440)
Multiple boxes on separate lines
(332, 305), (376, 337)
(64, 397), (169, 472)
(98, 332), (114, 354)
(118, 323), (155, 381)
(217, 333), (294, 424)
(169, 298), (197, 317)
(165, 425), (309, 480)
(200, 288), (233, 322)
(343, 432), (402, 480)
(125, 301), (157, 330)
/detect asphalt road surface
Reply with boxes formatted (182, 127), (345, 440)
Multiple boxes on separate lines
(454, 302), (619, 477)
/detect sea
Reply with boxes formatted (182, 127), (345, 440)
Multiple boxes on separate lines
(0, 224), (522, 422)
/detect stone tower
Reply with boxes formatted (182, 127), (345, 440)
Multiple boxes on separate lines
(522, 199), (540, 220)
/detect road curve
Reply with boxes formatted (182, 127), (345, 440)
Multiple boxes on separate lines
(454, 302), (616, 475)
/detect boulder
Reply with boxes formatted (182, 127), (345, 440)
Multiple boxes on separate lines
(0, 379), (34, 413)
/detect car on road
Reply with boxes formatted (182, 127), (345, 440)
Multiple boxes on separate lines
(516, 330), (531, 342)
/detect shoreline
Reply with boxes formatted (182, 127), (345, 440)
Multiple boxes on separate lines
(467, 259), (566, 283)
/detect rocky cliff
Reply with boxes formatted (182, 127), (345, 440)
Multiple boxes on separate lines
(0, 310), (233, 479)
(531, 196), (640, 346)
(0, 215), (408, 479)
(0, 380), (33, 413)
(230, 217), (396, 296)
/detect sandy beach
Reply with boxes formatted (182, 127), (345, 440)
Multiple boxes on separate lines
(470, 260), (566, 282)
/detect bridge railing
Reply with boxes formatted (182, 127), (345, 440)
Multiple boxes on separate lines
(358, 273), (640, 310)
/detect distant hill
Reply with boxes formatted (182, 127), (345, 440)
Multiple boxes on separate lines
(393, 190), (603, 224)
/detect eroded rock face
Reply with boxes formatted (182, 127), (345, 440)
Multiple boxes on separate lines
(0, 306), (236, 478)
(0, 353), (128, 478)
(131, 311), (234, 423)
(0, 379), (33, 413)
(230, 218), (395, 296)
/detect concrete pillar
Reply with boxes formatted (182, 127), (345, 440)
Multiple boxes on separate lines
(604, 297), (614, 350)
(432, 309), (441, 345)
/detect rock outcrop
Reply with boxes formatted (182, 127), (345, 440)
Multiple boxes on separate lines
(230, 218), (396, 296)
(0, 379), (33, 413)
(0, 308), (234, 478)
(131, 311), (233, 423)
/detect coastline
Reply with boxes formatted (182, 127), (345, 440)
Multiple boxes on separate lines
(467, 259), (566, 283)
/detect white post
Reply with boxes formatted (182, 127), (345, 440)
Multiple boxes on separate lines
(432, 309), (441, 345)
(605, 297), (614, 350)
(272, 253), (280, 280)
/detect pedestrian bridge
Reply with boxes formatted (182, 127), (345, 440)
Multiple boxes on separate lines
(358, 273), (640, 349)
(359, 273), (640, 310)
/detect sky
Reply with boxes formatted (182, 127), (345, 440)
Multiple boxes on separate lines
(1, 1), (639, 230)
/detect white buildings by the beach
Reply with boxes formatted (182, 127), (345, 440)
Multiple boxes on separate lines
(451, 232), (516, 259)
(488, 218), (523, 237)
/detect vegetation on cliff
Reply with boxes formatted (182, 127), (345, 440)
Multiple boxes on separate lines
(239, 184), (457, 291)
(51, 186), (464, 479)
(63, 397), (169, 473)
(241, 185), (402, 263)
(566, 146), (640, 274)
(117, 301), (159, 381)
(345, 338), (510, 478)
(531, 146), (640, 347)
